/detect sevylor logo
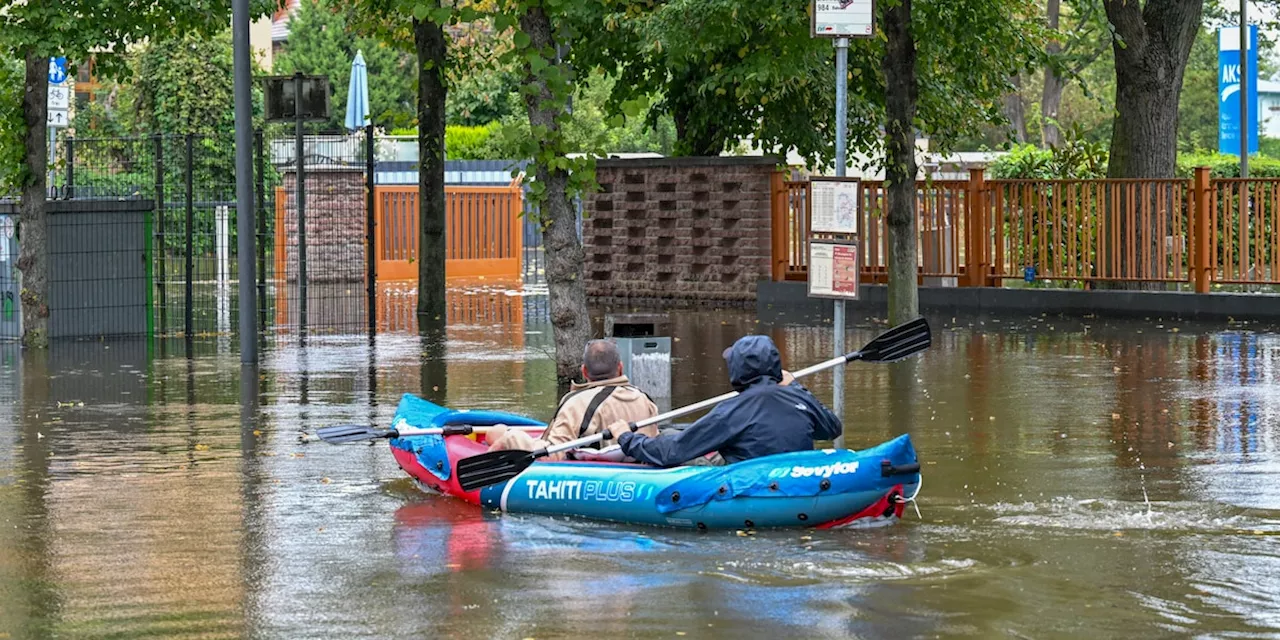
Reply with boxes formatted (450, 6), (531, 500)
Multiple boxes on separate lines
(768, 461), (860, 479)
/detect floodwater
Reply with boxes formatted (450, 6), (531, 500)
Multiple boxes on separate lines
(3, 296), (1280, 639)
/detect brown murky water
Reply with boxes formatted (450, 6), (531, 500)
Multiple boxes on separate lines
(2, 300), (1280, 639)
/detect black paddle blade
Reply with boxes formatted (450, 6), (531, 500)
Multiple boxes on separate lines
(456, 449), (538, 492)
(854, 317), (931, 363)
(315, 424), (395, 444)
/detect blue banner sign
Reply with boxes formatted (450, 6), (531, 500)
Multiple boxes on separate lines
(1219, 25), (1259, 156)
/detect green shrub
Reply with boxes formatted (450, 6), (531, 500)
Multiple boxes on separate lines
(445, 123), (500, 160)
(387, 123), (505, 160)
(988, 123), (1107, 179)
(1175, 152), (1280, 178)
(988, 144), (1054, 179)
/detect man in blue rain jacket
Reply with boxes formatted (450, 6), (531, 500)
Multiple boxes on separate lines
(616, 335), (843, 467)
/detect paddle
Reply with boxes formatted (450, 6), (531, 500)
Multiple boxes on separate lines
(455, 316), (931, 492)
(313, 423), (545, 444)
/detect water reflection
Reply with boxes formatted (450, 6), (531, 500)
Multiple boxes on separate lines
(2, 307), (1280, 637)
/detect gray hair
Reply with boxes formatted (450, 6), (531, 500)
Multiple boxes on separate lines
(582, 340), (622, 381)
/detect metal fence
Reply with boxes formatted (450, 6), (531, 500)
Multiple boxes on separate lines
(25, 130), (553, 341)
(57, 132), (286, 337)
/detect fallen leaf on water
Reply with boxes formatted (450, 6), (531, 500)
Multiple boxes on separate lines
(194, 443), (210, 451)
(320, 477), (332, 484)
(253, 430), (262, 437)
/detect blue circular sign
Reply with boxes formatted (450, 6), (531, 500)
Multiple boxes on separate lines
(48, 57), (68, 85)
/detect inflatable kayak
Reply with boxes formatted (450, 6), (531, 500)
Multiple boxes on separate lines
(387, 393), (922, 530)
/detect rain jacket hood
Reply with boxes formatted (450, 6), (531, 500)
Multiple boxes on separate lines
(724, 335), (783, 391)
(620, 335), (843, 467)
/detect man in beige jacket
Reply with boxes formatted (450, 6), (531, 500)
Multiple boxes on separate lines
(486, 340), (659, 461)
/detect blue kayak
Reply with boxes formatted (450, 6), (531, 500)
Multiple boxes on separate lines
(387, 393), (922, 530)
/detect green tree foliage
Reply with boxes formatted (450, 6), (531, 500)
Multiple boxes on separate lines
(1037, 0), (1110, 147)
(0, 54), (23, 192)
(68, 31), (267, 182)
(0, 0), (274, 346)
(274, 0), (417, 130)
(566, 0), (1043, 166)
(448, 63), (523, 126)
(135, 32), (237, 136)
(480, 72), (676, 157)
(1177, 27), (1219, 153)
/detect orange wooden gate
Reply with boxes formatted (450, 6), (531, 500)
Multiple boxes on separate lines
(374, 184), (525, 281)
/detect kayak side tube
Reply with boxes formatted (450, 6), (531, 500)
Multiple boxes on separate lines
(481, 434), (920, 530)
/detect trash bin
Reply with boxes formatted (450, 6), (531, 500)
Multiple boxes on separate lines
(604, 313), (672, 411)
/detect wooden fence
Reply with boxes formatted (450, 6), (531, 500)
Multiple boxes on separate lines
(374, 183), (524, 281)
(771, 167), (1274, 291)
(274, 182), (524, 284)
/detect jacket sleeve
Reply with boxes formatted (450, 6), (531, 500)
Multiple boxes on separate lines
(797, 386), (843, 441)
(618, 404), (741, 467)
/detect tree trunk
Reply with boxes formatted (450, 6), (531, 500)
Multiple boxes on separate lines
(519, 7), (591, 389)
(414, 12), (448, 324)
(1041, 71), (1065, 148)
(17, 51), (49, 348)
(1041, 0), (1064, 148)
(1004, 74), (1028, 145)
(670, 71), (726, 156)
(1101, 0), (1202, 287)
(882, 0), (919, 325)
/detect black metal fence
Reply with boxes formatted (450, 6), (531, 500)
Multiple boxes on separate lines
(34, 130), (551, 340)
(55, 130), (376, 337)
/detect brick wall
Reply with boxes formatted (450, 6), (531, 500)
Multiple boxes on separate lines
(584, 157), (778, 304)
(280, 167), (365, 283)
